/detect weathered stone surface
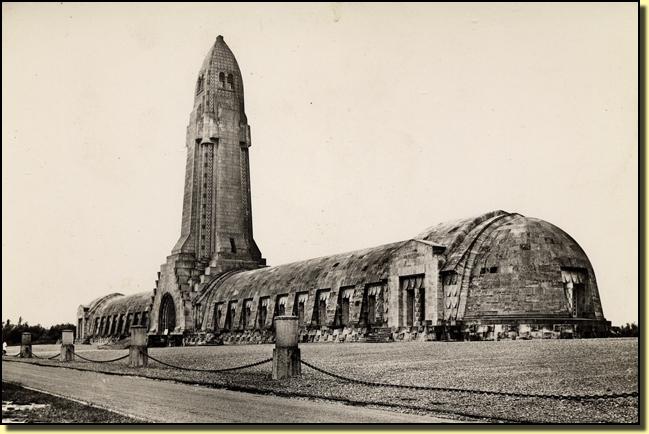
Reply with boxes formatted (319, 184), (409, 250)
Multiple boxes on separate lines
(20, 332), (32, 358)
(77, 37), (610, 344)
(76, 291), (151, 344)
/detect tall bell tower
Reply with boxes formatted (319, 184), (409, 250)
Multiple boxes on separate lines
(150, 36), (265, 336)
(172, 35), (264, 270)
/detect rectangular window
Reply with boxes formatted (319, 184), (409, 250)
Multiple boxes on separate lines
(341, 298), (350, 325)
(259, 297), (269, 327)
(315, 290), (330, 326)
(242, 299), (253, 329)
(406, 290), (414, 326)
(230, 237), (237, 253)
(368, 295), (376, 325)
(125, 313), (132, 335)
(225, 301), (237, 331)
(276, 294), (288, 316)
(400, 275), (424, 327)
(214, 303), (222, 331)
(418, 288), (425, 323)
(294, 292), (308, 327)
(117, 315), (124, 336)
(561, 268), (589, 318)
(339, 288), (354, 326)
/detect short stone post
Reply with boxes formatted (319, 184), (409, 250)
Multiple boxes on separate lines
(60, 329), (74, 362)
(272, 315), (301, 380)
(20, 332), (32, 358)
(129, 325), (148, 367)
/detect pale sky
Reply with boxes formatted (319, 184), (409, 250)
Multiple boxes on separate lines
(2, 3), (638, 327)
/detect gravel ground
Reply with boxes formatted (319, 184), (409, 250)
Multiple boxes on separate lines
(4, 338), (638, 423)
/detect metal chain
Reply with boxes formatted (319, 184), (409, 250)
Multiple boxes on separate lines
(31, 352), (61, 360)
(300, 359), (638, 401)
(72, 350), (130, 363)
(144, 350), (273, 373)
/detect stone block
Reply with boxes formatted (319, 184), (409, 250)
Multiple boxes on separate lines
(20, 332), (32, 358)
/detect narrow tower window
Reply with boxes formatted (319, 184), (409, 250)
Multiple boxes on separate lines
(227, 73), (234, 90)
(219, 72), (225, 87)
(230, 237), (237, 253)
(196, 74), (204, 95)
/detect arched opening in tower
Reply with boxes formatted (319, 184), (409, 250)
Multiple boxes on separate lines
(159, 294), (177, 334)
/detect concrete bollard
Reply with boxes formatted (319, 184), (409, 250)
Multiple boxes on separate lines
(60, 329), (75, 362)
(272, 315), (301, 380)
(129, 326), (148, 367)
(20, 332), (32, 358)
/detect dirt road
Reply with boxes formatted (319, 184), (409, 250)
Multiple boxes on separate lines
(2, 361), (461, 423)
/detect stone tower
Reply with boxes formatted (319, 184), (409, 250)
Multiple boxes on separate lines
(172, 34), (264, 271)
(150, 36), (265, 336)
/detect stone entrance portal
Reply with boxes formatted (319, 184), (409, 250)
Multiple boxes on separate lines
(159, 294), (176, 333)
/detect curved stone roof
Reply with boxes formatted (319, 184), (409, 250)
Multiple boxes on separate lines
(415, 210), (511, 257)
(91, 291), (152, 317)
(198, 209), (602, 324)
(80, 293), (123, 316)
(202, 240), (409, 306)
(460, 214), (603, 321)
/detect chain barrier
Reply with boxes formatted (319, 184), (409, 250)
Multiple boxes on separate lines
(144, 350), (273, 373)
(300, 359), (638, 401)
(31, 352), (61, 360)
(8, 345), (636, 402)
(71, 350), (130, 363)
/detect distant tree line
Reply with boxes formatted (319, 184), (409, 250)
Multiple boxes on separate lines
(2, 318), (77, 345)
(610, 322), (639, 337)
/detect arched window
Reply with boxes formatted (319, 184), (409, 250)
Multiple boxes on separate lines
(218, 72), (225, 87)
(159, 294), (176, 333)
(227, 73), (234, 90)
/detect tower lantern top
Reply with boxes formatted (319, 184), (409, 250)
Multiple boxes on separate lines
(194, 34), (244, 104)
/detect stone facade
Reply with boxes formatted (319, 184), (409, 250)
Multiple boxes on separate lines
(78, 36), (609, 344)
(148, 35), (266, 339)
(76, 292), (151, 344)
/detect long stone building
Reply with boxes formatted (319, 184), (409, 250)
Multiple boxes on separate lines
(77, 36), (610, 344)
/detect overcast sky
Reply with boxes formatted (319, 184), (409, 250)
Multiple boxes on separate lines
(2, 3), (638, 327)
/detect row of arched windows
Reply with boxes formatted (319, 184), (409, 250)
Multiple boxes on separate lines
(91, 311), (148, 338)
(196, 71), (235, 95)
(211, 283), (387, 333)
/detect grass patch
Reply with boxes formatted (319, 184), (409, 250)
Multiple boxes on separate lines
(2, 382), (141, 423)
